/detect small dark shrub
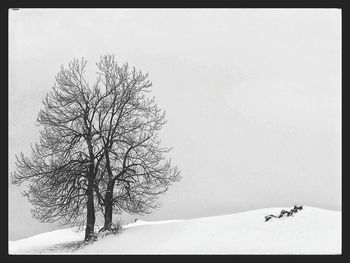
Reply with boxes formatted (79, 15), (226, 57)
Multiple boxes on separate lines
(265, 205), (303, 222)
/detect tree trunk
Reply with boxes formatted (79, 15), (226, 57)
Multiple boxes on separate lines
(101, 149), (114, 230)
(84, 176), (96, 242)
(103, 186), (113, 229)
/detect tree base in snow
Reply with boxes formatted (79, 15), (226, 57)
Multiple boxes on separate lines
(84, 234), (97, 244)
(97, 222), (123, 238)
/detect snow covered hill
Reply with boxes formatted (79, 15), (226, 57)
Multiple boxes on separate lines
(9, 206), (341, 254)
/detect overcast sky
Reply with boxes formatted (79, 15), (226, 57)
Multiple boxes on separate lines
(9, 8), (341, 241)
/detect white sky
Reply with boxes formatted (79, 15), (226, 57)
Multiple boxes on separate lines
(9, 8), (341, 240)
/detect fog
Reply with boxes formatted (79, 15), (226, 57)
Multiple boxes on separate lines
(9, 8), (341, 240)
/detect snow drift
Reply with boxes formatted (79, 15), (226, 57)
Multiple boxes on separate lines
(9, 206), (341, 254)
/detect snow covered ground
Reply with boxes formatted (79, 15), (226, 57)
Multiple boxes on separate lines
(9, 206), (341, 254)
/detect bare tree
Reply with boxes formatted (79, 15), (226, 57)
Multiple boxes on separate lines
(11, 55), (180, 241)
(11, 59), (103, 242)
(93, 55), (181, 231)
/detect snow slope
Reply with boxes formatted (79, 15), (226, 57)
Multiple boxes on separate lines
(9, 206), (341, 254)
